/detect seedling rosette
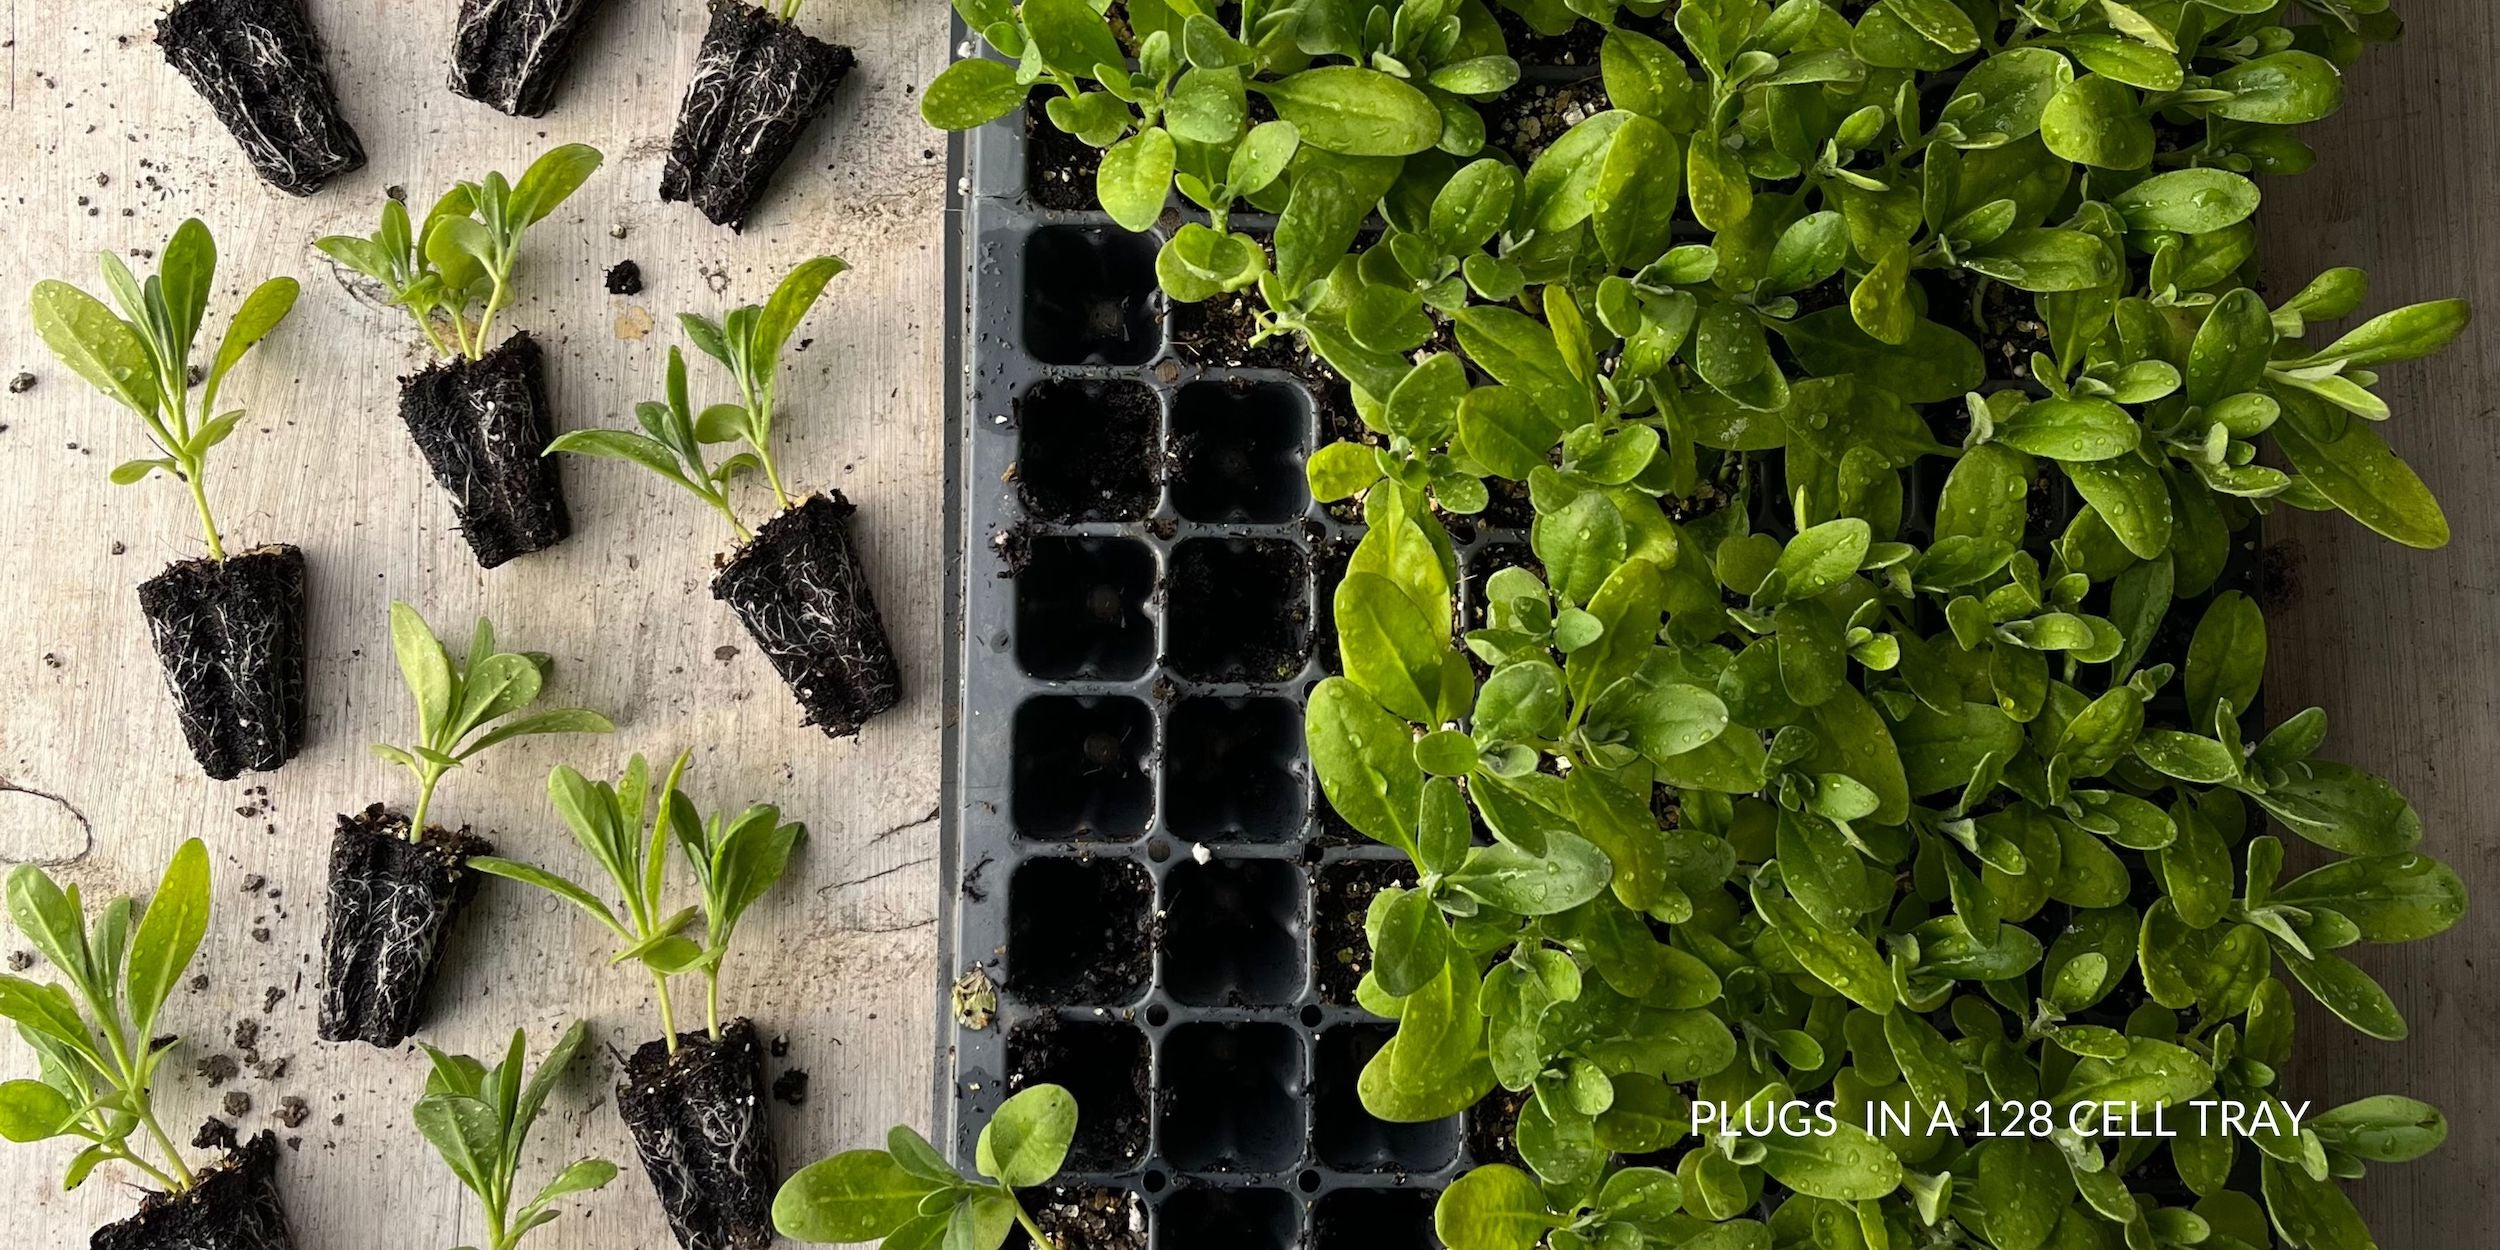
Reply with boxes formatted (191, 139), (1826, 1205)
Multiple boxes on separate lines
(773, 1084), (1079, 1249)
(0, 842), (299, 1250)
(318, 144), (604, 568)
(27, 219), (306, 781)
(551, 256), (902, 738)
(473, 752), (805, 1250)
(450, 0), (612, 117)
(925, 2), (2478, 1248)
(317, 602), (613, 1049)
(155, 0), (365, 195)
(409, 1020), (618, 1250)
(661, 0), (857, 230)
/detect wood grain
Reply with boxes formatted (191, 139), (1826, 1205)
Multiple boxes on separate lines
(2261, 0), (2500, 1236)
(0, 1), (946, 1243)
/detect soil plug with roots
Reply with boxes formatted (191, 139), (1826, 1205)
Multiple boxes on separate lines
(155, 0), (366, 195)
(551, 255), (902, 737)
(317, 144), (604, 568)
(449, 0), (612, 117)
(27, 218), (308, 781)
(0, 841), (300, 1250)
(408, 1020), (618, 1250)
(474, 752), (806, 1250)
(660, 0), (855, 230)
(317, 602), (614, 1049)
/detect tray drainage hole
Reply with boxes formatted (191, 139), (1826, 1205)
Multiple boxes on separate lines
(1315, 1024), (1460, 1172)
(1299, 1005), (1323, 1028)
(1161, 858), (1305, 1007)
(1006, 1016), (1151, 1171)
(1170, 380), (1311, 523)
(1016, 537), (1158, 680)
(1006, 856), (1154, 1006)
(1013, 696), (1155, 840)
(1168, 538), (1312, 683)
(1158, 1023), (1304, 1170)
(1311, 859), (1420, 1006)
(1313, 1189), (1439, 1250)
(1166, 697), (1307, 843)
(1014, 378), (1163, 522)
(1144, 1004), (1169, 1027)
(1142, 1170), (1167, 1194)
(1023, 225), (1164, 366)
(1159, 1187), (1297, 1250)
(1146, 837), (1172, 863)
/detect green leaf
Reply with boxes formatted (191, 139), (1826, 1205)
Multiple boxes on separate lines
(0, 1079), (75, 1143)
(755, 256), (849, 376)
(156, 218), (216, 360)
(2041, 75), (2154, 170)
(1436, 1165), (1551, 1250)
(2274, 394), (2449, 548)
(1762, 519), (1871, 605)
(1256, 67), (1441, 157)
(1594, 114), (1682, 270)
(471, 859), (624, 935)
(2211, 51), (2344, 125)
(29, 280), (158, 416)
(2110, 169), (2260, 235)
(1371, 888), (1452, 995)
(975, 1083), (1076, 1188)
(2184, 592), (2264, 730)
(2250, 760), (2420, 857)
(1097, 128), (1176, 232)
(458, 708), (616, 761)
(511, 143), (603, 226)
(2274, 854), (2467, 943)
(772, 1149), (945, 1242)
(125, 838), (209, 1037)
(414, 1093), (505, 1198)
(2056, 1037), (2213, 1109)
(2065, 458), (2173, 559)
(1022, 0), (1127, 78)
(2306, 299), (2473, 369)
(2310, 1095), (2447, 1163)
(2279, 948), (2407, 1040)
(1308, 678), (1423, 856)
(1759, 1119), (1904, 1200)
(6, 868), (92, 995)
(921, 58), (1028, 130)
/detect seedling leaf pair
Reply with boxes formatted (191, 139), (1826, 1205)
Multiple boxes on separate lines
(772, 1084), (1076, 1247)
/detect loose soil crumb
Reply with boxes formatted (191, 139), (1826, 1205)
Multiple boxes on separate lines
(275, 1096), (311, 1129)
(7, 372), (32, 393)
(222, 1091), (251, 1118)
(198, 1054), (241, 1086)
(772, 1068), (809, 1106)
(604, 259), (643, 295)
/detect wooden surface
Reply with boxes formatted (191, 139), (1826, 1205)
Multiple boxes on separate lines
(2262, 0), (2500, 1236)
(0, 2), (947, 1245)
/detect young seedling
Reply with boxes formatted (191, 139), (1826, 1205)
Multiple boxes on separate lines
(551, 256), (901, 738)
(774, 1084), (1078, 1249)
(660, 0), (854, 230)
(318, 143), (604, 567)
(450, 0), (612, 117)
(0, 841), (297, 1249)
(28, 218), (307, 781)
(473, 752), (804, 1250)
(156, 0), (365, 195)
(318, 601), (613, 1049)
(411, 1020), (617, 1250)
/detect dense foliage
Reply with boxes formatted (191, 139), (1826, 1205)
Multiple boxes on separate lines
(411, 1020), (617, 1250)
(931, 2), (2470, 1248)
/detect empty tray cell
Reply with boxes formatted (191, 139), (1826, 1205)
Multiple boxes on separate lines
(1007, 856), (1154, 1005)
(1159, 1023), (1304, 1170)
(1159, 1188), (1298, 1250)
(1170, 380), (1310, 523)
(1024, 225), (1162, 366)
(1312, 1189), (1439, 1250)
(1312, 859), (1418, 1001)
(1168, 538), (1311, 683)
(1013, 696), (1154, 840)
(1008, 1016), (1150, 1171)
(1017, 538), (1157, 680)
(1315, 1025), (1460, 1171)
(1166, 697), (1306, 842)
(1017, 378), (1162, 522)
(1161, 859), (1304, 1006)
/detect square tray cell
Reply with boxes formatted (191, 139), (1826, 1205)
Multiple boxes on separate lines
(1170, 380), (1311, 523)
(1007, 857), (1154, 1006)
(1160, 859), (1304, 1007)
(1167, 539), (1311, 683)
(1312, 859), (1419, 1002)
(1312, 1189), (1438, 1250)
(1017, 538), (1158, 680)
(1017, 379), (1162, 522)
(1007, 1016), (1150, 1172)
(1165, 698), (1306, 842)
(1315, 1025), (1460, 1171)
(1013, 697), (1154, 841)
(1024, 225), (1162, 366)
(1158, 1188), (1298, 1250)
(1159, 1023), (1304, 1170)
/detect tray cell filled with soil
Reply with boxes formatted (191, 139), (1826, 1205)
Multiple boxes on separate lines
(1314, 1024), (1461, 1172)
(1312, 1188), (1439, 1250)
(1169, 381), (1310, 524)
(1012, 696), (1154, 840)
(1157, 1187), (1298, 1250)
(1159, 859), (1303, 1007)
(1005, 1016), (1150, 1172)
(1024, 226), (1164, 365)
(1157, 1022), (1303, 1170)
(1164, 697), (1306, 842)
(1016, 538), (1158, 681)
(1017, 378), (1163, 522)
(1166, 538), (1310, 683)
(1005, 856), (1154, 1006)
(1312, 858), (1417, 1001)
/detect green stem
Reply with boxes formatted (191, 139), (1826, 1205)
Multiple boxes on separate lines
(653, 970), (681, 1056)
(181, 460), (226, 562)
(758, 449), (794, 514)
(135, 1103), (197, 1191)
(713, 495), (753, 544)
(417, 313), (455, 361)
(111, 1144), (182, 1193)
(1010, 1196), (1053, 1250)
(706, 972), (723, 1042)
(410, 771), (444, 843)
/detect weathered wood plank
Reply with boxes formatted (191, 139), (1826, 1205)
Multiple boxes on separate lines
(0, 2), (945, 1243)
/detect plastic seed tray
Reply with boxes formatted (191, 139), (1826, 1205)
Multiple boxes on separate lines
(937, 29), (2263, 1250)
